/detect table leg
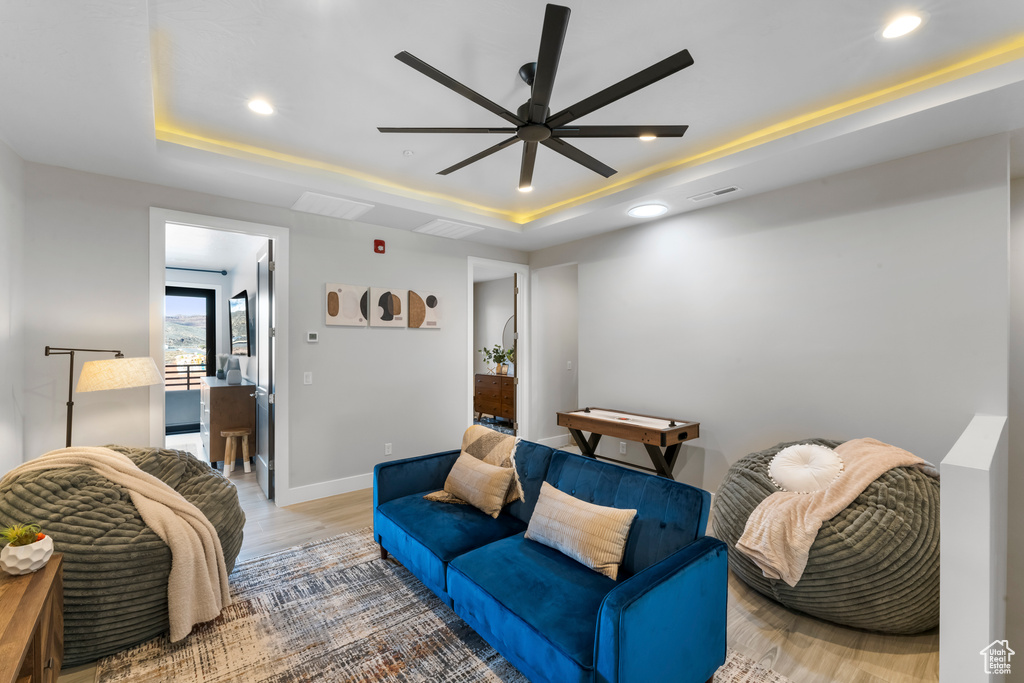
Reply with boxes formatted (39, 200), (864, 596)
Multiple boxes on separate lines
(569, 429), (602, 457)
(643, 444), (675, 479)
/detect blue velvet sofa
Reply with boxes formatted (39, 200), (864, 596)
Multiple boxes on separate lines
(373, 440), (728, 683)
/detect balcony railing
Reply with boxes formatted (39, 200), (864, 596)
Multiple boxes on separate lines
(165, 363), (207, 391)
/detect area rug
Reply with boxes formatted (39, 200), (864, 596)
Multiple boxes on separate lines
(96, 527), (791, 683)
(473, 416), (516, 436)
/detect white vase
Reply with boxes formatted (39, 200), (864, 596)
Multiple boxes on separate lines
(0, 535), (54, 575)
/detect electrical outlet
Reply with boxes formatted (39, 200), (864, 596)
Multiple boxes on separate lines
(303, 372), (313, 385)
(619, 441), (627, 455)
(385, 443), (392, 456)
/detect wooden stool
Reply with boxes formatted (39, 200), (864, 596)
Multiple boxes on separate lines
(220, 427), (252, 476)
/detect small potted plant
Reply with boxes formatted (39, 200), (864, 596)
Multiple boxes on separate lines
(478, 344), (515, 375)
(0, 523), (54, 575)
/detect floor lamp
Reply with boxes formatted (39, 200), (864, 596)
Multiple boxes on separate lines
(45, 346), (163, 448)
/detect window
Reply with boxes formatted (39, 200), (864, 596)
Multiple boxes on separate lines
(164, 286), (216, 390)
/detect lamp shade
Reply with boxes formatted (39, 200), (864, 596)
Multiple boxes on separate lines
(77, 357), (162, 393)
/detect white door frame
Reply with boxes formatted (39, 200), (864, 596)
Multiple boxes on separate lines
(149, 208), (292, 506)
(467, 257), (531, 439)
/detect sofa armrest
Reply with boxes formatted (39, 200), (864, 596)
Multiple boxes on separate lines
(594, 536), (728, 683)
(373, 449), (460, 509)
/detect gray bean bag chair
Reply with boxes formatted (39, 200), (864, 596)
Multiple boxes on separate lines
(711, 439), (939, 634)
(0, 445), (244, 665)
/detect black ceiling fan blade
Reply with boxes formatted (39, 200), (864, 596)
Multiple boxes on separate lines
(540, 137), (616, 177)
(378, 127), (517, 134)
(519, 141), (538, 190)
(395, 51), (526, 126)
(546, 48), (694, 129)
(552, 124), (688, 138)
(437, 136), (521, 176)
(528, 4), (571, 123)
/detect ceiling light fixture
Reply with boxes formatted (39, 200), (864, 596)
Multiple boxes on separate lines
(627, 204), (668, 218)
(638, 134), (657, 141)
(247, 99), (274, 115)
(882, 14), (922, 39)
(518, 185), (533, 193)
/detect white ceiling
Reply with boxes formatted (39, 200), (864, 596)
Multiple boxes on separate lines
(165, 222), (266, 272)
(1, 0), (1023, 251)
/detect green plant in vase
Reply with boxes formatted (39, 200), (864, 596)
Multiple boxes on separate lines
(478, 344), (515, 375)
(1, 522), (44, 547)
(0, 521), (53, 575)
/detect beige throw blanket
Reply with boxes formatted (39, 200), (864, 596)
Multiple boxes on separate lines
(1, 447), (231, 641)
(735, 438), (938, 587)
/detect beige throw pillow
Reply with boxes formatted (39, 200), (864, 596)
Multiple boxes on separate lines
(525, 482), (637, 580)
(442, 452), (515, 519)
(425, 425), (524, 508)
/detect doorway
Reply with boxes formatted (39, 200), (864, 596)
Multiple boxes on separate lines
(468, 258), (530, 438)
(149, 209), (291, 505)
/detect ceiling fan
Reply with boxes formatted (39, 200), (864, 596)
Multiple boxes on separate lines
(378, 3), (694, 192)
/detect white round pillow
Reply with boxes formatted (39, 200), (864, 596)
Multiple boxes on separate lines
(768, 443), (844, 493)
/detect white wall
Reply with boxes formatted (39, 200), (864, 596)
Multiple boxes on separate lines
(473, 277), (514, 376)
(530, 264), (578, 444)
(19, 163), (526, 498)
(1007, 176), (1024, 663)
(940, 415), (1008, 682)
(0, 137), (24, 471)
(531, 136), (1010, 490)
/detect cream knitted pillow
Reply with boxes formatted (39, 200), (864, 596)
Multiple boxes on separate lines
(442, 452), (515, 519)
(525, 482), (637, 580)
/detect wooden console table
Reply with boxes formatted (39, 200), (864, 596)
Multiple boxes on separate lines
(557, 408), (700, 480)
(0, 554), (63, 683)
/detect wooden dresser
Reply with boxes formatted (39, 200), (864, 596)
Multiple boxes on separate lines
(200, 376), (255, 465)
(474, 373), (515, 424)
(0, 554), (63, 683)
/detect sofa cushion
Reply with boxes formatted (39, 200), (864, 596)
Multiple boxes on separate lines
(504, 440), (556, 525)
(545, 451), (710, 578)
(526, 482), (637, 580)
(442, 452), (515, 518)
(448, 533), (615, 673)
(376, 493), (526, 598)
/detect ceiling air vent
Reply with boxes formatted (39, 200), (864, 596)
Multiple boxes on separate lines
(687, 186), (741, 202)
(291, 192), (375, 220)
(413, 219), (484, 240)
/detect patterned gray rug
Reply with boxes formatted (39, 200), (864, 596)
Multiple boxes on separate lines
(96, 527), (791, 682)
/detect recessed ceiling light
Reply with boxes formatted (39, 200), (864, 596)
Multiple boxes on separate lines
(627, 204), (668, 218)
(248, 99), (274, 115)
(882, 14), (922, 39)
(518, 185), (533, 193)
(638, 134), (657, 141)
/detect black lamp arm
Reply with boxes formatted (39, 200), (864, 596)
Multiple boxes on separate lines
(44, 346), (126, 448)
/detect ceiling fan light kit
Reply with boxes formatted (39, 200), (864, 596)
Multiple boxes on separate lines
(379, 3), (694, 192)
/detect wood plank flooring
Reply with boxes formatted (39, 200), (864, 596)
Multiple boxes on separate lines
(57, 434), (937, 683)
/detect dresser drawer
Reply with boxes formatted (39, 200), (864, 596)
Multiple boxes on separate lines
(475, 397), (502, 416)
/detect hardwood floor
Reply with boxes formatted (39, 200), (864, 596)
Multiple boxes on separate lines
(58, 434), (937, 683)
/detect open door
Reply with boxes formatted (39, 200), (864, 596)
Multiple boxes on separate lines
(513, 273), (519, 435)
(254, 241), (275, 499)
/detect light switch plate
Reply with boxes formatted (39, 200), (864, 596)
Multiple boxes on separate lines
(303, 372), (313, 385)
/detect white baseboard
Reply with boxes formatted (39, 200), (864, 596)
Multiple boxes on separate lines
(534, 434), (570, 449)
(277, 472), (373, 507)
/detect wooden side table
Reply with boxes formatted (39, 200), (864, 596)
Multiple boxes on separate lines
(0, 554), (63, 683)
